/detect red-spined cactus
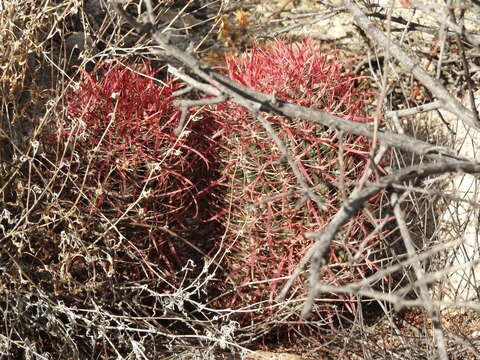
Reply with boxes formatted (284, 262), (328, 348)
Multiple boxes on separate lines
(206, 39), (389, 330)
(43, 61), (222, 277)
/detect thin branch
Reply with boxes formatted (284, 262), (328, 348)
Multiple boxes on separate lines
(173, 95), (227, 136)
(208, 72), (461, 161)
(385, 101), (442, 118)
(251, 111), (327, 210)
(391, 192), (449, 360)
(144, 0), (156, 26)
(301, 146), (388, 318)
(168, 64), (222, 97)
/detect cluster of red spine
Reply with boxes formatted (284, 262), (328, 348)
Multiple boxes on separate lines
(206, 40), (388, 326)
(44, 39), (389, 329)
(44, 61), (221, 277)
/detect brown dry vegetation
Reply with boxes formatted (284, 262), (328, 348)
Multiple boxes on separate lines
(1, 1), (480, 359)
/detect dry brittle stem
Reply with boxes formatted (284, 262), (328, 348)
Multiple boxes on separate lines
(391, 192), (449, 360)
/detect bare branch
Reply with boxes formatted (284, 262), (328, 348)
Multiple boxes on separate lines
(385, 101), (443, 118)
(300, 146), (388, 318)
(391, 192), (448, 360)
(168, 64), (222, 97)
(251, 111), (327, 210)
(173, 96), (227, 136)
